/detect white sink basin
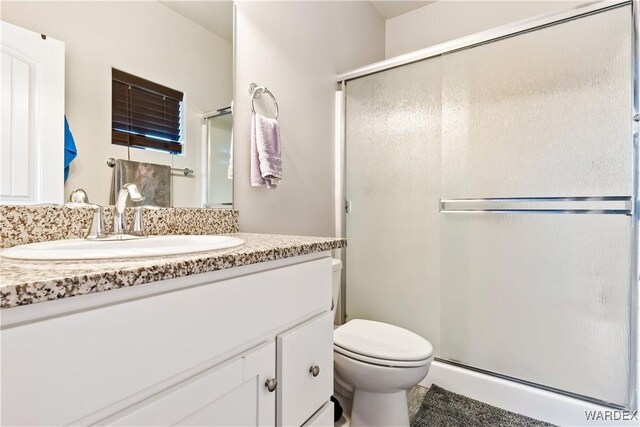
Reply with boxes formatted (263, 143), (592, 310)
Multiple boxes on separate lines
(1, 235), (245, 261)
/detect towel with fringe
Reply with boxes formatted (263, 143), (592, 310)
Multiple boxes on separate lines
(251, 113), (281, 188)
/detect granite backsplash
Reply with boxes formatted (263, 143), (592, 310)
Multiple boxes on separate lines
(0, 205), (239, 249)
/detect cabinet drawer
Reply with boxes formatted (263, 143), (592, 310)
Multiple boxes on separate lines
(302, 402), (334, 427)
(277, 312), (333, 426)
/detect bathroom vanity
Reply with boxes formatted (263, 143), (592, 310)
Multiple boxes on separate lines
(0, 225), (345, 426)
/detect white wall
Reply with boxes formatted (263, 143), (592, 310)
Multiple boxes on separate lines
(1, 1), (232, 207)
(233, 1), (384, 236)
(385, 0), (582, 58)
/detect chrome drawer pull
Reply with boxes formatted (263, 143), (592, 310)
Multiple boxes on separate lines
(309, 365), (320, 377)
(265, 378), (278, 392)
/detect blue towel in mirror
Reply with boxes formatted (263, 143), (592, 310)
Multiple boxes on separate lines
(64, 116), (77, 181)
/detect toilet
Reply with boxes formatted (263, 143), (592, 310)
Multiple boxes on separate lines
(331, 259), (433, 427)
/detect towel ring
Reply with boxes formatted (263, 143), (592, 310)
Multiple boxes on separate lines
(249, 82), (279, 120)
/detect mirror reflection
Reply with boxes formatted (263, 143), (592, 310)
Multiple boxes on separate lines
(0, 1), (234, 208)
(204, 107), (233, 208)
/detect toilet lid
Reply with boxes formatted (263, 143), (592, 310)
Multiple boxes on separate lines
(334, 319), (433, 362)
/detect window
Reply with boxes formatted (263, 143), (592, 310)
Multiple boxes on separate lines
(112, 68), (184, 154)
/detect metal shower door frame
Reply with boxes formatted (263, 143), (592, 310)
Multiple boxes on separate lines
(338, 0), (638, 410)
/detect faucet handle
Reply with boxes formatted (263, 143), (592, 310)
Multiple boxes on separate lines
(69, 188), (89, 204)
(128, 207), (146, 237)
(85, 205), (108, 240)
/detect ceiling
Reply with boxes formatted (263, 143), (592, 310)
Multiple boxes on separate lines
(160, 1), (233, 43)
(370, 1), (437, 20)
(159, 1), (437, 43)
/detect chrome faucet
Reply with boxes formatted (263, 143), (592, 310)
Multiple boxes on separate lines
(113, 183), (145, 237)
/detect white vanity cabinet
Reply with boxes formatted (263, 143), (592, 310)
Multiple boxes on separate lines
(1, 254), (334, 427)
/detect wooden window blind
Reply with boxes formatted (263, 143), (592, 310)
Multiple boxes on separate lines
(112, 68), (184, 154)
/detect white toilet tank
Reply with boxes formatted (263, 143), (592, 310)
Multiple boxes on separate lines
(331, 259), (342, 318)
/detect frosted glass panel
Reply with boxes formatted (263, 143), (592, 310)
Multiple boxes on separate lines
(345, 59), (442, 349)
(441, 213), (631, 406)
(442, 6), (632, 199)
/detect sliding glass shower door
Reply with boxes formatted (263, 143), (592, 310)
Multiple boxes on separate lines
(439, 4), (633, 407)
(345, 3), (634, 408)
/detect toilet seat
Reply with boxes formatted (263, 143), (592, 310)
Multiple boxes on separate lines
(334, 345), (432, 368)
(333, 319), (433, 368)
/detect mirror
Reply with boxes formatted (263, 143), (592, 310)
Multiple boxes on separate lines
(0, 1), (234, 208)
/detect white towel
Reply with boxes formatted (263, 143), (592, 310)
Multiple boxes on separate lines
(251, 113), (282, 188)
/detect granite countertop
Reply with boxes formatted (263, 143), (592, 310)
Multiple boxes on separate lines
(0, 233), (346, 309)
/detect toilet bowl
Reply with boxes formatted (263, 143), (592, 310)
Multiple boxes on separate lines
(331, 259), (433, 427)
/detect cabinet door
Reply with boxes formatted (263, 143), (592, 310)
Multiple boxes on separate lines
(106, 342), (276, 426)
(277, 312), (333, 426)
(302, 402), (334, 427)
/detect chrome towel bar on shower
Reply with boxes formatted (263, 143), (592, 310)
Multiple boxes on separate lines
(439, 196), (632, 215)
(249, 82), (279, 119)
(106, 157), (194, 176)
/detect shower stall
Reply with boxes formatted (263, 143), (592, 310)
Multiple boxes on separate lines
(339, 1), (638, 411)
